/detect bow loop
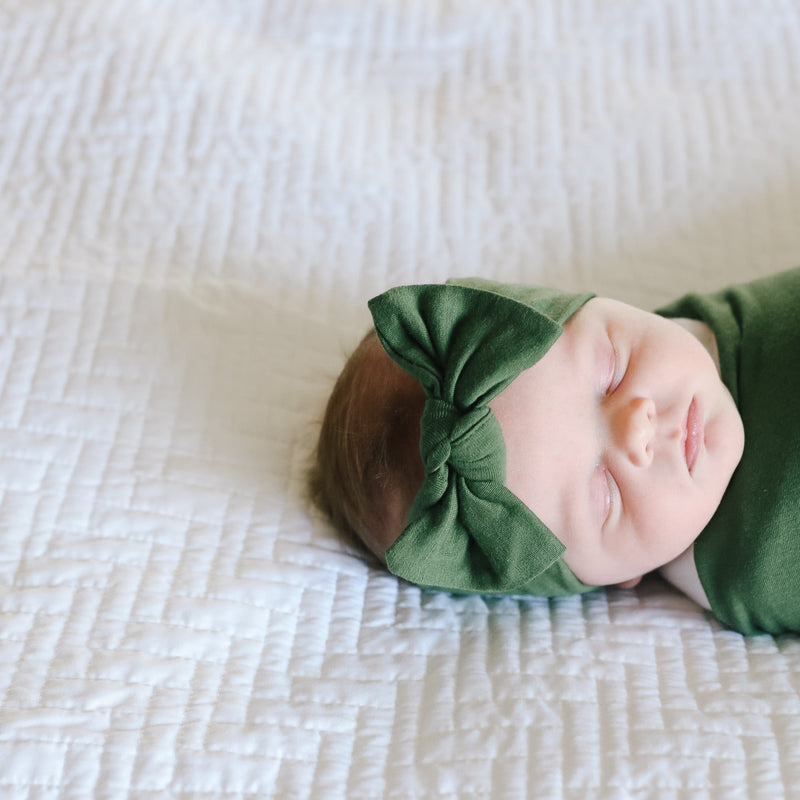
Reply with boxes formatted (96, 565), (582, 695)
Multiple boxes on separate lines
(367, 279), (597, 596)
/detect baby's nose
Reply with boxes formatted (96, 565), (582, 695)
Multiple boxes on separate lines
(618, 397), (655, 467)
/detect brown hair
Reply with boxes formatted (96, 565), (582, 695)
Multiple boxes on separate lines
(309, 328), (426, 560)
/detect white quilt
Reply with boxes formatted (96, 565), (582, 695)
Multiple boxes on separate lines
(2, 1), (800, 798)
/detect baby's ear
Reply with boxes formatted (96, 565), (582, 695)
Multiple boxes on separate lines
(616, 576), (642, 589)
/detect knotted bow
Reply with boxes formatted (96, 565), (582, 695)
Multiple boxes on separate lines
(368, 278), (597, 596)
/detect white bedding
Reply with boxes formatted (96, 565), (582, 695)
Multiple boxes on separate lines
(2, 1), (800, 797)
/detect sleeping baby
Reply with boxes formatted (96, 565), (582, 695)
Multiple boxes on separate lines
(310, 268), (800, 636)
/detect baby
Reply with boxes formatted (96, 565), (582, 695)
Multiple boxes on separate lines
(310, 269), (800, 636)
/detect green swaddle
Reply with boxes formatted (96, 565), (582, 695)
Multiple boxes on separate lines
(368, 277), (596, 597)
(658, 267), (800, 635)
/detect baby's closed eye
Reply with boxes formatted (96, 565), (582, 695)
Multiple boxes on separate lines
(591, 465), (616, 528)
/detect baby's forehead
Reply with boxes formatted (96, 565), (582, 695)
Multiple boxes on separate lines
(557, 296), (666, 347)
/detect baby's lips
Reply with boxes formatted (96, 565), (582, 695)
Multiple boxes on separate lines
(684, 397), (704, 473)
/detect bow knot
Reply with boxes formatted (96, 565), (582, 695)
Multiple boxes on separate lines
(420, 399), (504, 483)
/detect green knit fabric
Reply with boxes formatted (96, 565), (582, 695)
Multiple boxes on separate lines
(657, 267), (800, 635)
(368, 277), (596, 596)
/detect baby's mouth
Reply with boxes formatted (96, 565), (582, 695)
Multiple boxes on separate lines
(684, 397), (703, 473)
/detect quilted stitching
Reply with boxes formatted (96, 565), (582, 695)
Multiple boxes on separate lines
(2, 1), (800, 798)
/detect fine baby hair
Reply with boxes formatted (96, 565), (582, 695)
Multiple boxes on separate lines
(309, 327), (426, 561)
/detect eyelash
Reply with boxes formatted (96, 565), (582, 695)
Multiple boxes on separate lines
(602, 467), (617, 528)
(606, 337), (621, 394)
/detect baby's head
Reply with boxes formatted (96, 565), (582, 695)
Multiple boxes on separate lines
(311, 279), (744, 595)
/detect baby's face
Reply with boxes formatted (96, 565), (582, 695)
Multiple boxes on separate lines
(489, 297), (745, 587)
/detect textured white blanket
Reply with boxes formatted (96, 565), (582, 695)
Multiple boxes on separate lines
(2, 1), (800, 798)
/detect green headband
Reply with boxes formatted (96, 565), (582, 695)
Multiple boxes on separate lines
(368, 277), (597, 597)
